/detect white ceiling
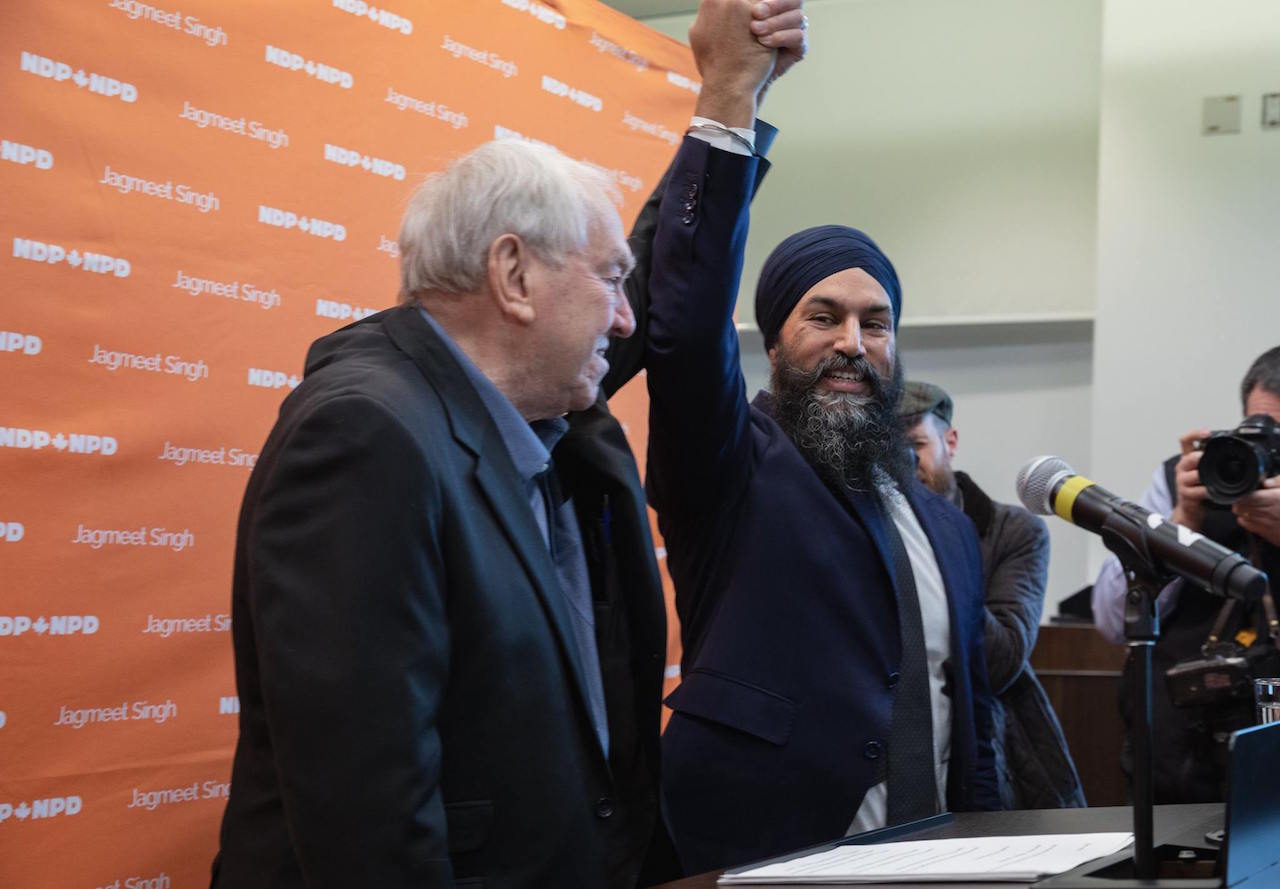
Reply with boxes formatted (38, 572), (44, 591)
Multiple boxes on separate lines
(600, 0), (698, 18)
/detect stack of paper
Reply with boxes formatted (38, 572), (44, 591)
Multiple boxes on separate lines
(718, 832), (1134, 884)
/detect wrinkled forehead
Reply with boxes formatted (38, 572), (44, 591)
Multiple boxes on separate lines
(908, 412), (948, 440)
(1245, 385), (1280, 421)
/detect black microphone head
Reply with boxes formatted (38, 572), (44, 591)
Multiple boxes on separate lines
(1219, 556), (1270, 602)
(1016, 455), (1076, 516)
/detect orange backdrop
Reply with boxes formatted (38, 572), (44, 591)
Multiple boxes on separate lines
(0, 2), (694, 885)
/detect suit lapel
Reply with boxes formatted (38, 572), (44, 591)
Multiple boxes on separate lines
(837, 487), (902, 599)
(470, 452), (598, 721)
(382, 305), (602, 757)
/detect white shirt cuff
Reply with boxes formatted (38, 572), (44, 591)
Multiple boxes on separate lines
(687, 116), (755, 156)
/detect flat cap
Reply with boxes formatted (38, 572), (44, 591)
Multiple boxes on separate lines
(900, 380), (953, 426)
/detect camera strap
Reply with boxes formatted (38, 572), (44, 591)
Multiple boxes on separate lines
(1253, 590), (1277, 648)
(1200, 590), (1276, 651)
(1199, 536), (1278, 651)
(1205, 597), (1238, 646)
(1248, 536), (1280, 647)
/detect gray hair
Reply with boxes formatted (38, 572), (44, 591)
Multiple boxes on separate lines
(398, 140), (620, 300)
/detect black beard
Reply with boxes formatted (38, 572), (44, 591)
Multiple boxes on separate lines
(771, 349), (914, 496)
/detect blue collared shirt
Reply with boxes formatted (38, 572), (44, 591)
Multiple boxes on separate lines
(417, 307), (609, 757)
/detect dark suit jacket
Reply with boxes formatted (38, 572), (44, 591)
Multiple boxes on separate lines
(211, 304), (666, 888)
(642, 137), (1001, 874)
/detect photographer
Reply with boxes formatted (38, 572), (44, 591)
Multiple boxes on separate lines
(1092, 345), (1280, 803)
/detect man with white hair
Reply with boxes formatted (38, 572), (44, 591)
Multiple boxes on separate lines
(209, 1), (806, 885)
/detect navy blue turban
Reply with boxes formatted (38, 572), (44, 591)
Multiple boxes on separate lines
(754, 225), (902, 350)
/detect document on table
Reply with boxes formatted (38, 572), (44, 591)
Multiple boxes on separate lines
(718, 832), (1134, 884)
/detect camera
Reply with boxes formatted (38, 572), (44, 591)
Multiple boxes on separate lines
(1199, 414), (1280, 505)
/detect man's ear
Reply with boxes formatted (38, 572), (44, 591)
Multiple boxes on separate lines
(944, 425), (959, 459)
(767, 344), (777, 370)
(487, 233), (536, 325)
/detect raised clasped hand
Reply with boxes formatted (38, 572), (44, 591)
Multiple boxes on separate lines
(750, 0), (808, 99)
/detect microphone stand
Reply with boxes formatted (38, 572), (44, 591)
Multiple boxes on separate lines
(1038, 500), (1266, 886)
(1100, 509), (1172, 882)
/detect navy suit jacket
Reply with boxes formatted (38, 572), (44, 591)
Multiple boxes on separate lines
(643, 137), (1000, 874)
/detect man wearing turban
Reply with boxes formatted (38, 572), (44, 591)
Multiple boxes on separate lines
(644, 210), (1001, 869)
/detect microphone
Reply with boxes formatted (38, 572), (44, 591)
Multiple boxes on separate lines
(1016, 455), (1267, 601)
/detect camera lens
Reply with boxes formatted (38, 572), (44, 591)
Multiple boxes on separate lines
(1200, 437), (1264, 504)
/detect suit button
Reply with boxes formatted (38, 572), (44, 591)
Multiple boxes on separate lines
(887, 672), (901, 688)
(681, 213), (695, 225)
(863, 740), (883, 760)
(595, 797), (614, 819)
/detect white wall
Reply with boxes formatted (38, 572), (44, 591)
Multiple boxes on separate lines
(646, 0), (1104, 613)
(1089, 0), (1280, 574)
(644, 0), (1103, 322)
